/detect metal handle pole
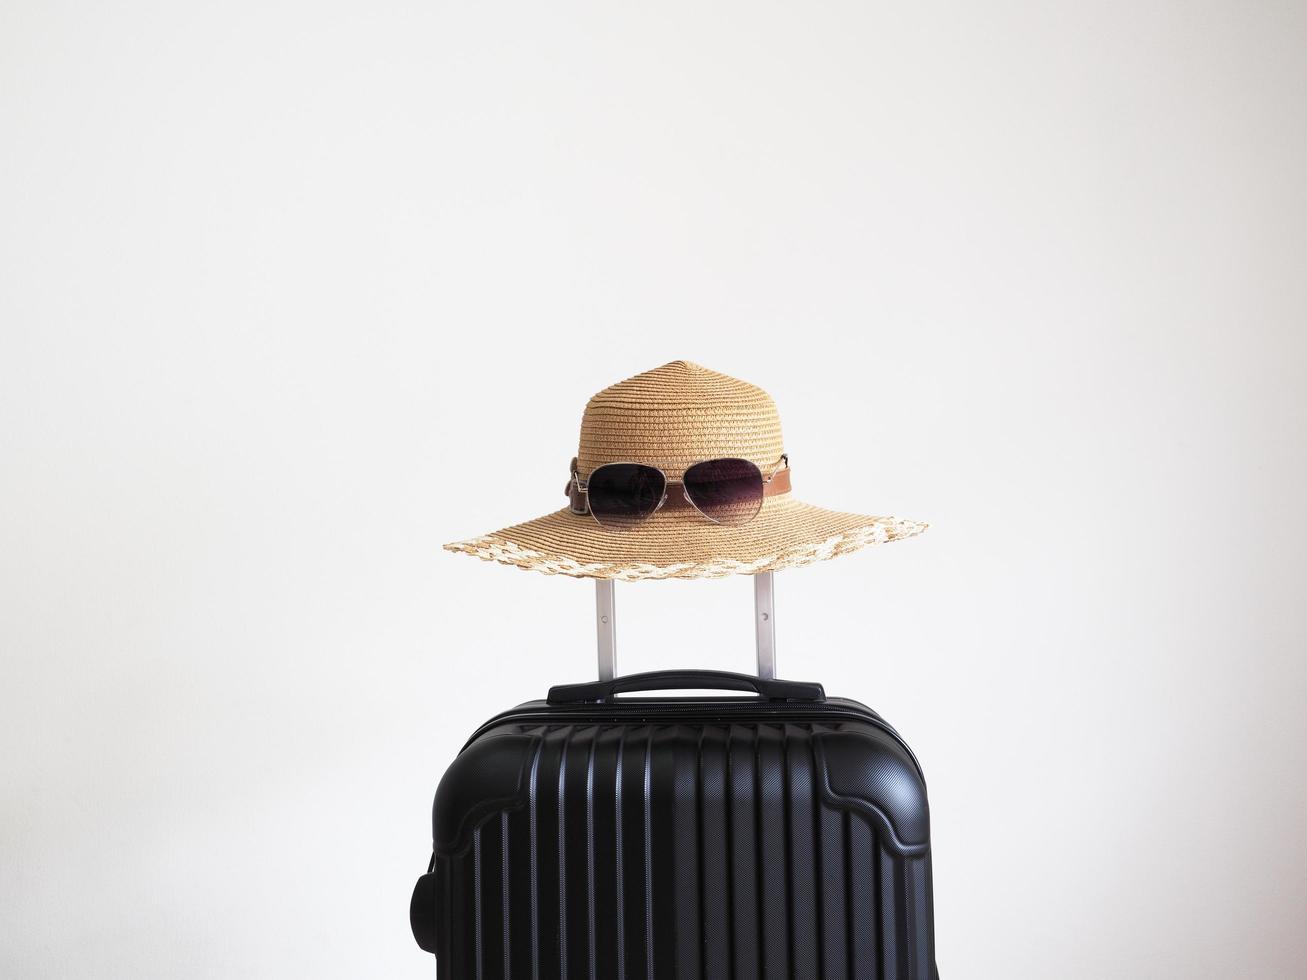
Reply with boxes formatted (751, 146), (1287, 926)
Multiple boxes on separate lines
(596, 574), (774, 682)
(595, 579), (616, 681)
(754, 571), (776, 679)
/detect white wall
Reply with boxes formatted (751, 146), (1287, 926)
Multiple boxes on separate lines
(3, 2), (1305, 977)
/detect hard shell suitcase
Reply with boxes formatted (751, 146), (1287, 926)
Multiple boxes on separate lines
(410, 576), (939, 979)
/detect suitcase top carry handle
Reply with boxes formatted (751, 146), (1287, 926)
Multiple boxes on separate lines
(593, 571), (778, 682)
(547, 669), (825, 704)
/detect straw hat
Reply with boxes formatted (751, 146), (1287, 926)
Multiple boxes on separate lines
(444, 361), (926, 581)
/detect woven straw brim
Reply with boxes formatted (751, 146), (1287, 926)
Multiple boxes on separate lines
(444, 496), (927, 581)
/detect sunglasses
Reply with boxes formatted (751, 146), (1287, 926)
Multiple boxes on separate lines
(567, 454), (790, 530)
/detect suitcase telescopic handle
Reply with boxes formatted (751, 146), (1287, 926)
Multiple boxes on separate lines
(547, 669), (825, 704)
(592, 572), (779, 682)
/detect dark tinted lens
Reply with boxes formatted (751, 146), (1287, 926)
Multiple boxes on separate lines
(586, 464), (666, 530)
(682, 458), (764, 526)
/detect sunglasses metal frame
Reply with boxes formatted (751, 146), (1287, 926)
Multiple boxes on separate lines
(567, 454), (790, 530)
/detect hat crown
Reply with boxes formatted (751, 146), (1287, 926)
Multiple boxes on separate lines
(577, 361), (784, 477)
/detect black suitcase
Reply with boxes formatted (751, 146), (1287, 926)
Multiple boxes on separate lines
(411, 577), (939, 979)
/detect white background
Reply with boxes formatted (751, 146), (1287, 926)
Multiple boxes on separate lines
(3, 2), (1305, 977)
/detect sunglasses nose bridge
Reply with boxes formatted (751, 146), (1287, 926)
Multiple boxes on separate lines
(653, 480), (694, 513)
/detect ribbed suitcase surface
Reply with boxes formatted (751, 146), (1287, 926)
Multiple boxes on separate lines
(412, 678), (938, 980)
